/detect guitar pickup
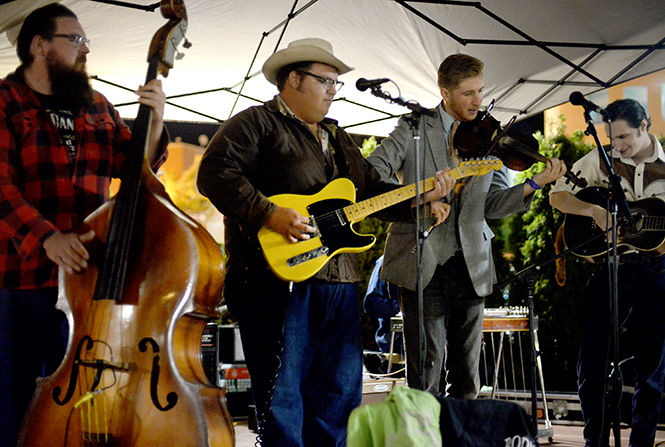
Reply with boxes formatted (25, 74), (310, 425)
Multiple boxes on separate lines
(287, 246), (329, 267)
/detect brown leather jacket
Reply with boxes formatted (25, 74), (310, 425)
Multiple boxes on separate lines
(198, 97), (408, 283)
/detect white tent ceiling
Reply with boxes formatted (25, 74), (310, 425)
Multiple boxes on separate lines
(1, 0), (664, 136)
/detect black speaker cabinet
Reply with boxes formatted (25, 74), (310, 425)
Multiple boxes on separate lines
(218, 324), (245, 363)
(201, 322), (221, 387)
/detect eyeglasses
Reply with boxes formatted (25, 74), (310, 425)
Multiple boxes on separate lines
(297, 70), (344, 92)
(52, 34), (90, 48)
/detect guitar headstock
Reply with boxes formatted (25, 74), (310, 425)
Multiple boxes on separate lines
(455, 159), (503, 178)
(147, 0), (191, 78)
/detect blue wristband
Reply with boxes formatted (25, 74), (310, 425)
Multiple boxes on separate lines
(527, 177), (541, 190)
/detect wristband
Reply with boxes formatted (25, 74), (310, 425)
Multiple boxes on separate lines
(526, 177), (541, 190)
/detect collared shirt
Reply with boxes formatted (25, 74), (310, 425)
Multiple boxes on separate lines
(275, 95), (328, 146)
(550, 134), (665, 200)
(438, 102), (458, 165)
(275, 95), (337, 177)
(0, 69), (167, 289)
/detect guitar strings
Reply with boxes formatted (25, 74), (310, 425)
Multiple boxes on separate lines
(306, 161), (500, 229)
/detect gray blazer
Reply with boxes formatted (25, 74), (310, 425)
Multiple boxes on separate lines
(368, 104), (532, 297)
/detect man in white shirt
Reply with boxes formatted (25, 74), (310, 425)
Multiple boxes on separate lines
(550, 98), (665, 447)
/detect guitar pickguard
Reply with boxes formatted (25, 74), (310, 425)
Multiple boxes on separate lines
(257, 178), (376, 282)
(308, 198), (375, 254)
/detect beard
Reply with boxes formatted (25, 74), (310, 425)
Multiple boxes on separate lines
(46, 50), (94, 110)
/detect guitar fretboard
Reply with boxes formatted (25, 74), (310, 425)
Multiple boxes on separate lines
(343, 160), (501, 222)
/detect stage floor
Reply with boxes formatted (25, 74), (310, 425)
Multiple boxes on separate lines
(231, 420), (665, 446)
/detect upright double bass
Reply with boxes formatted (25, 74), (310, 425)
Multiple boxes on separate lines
(19, 1), (234, 446)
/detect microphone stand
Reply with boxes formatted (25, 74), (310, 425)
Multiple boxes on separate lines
(580, 108), (630, 447)
(365, 85), (435, 389)
(496, 227), (607, 439)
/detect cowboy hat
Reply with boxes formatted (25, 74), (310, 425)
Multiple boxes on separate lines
(262, 37), (353, 85)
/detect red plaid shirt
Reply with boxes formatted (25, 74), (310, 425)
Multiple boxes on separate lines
(0, 69), (166, 289)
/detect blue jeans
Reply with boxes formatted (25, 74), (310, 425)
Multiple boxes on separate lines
(0, 287), (68, 447)
(225, 266), (362, 447)
(578, 256), (665, 447)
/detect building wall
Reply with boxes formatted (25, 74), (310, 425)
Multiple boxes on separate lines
(110, 139), (226, 244)
(544, 69), (665, 144)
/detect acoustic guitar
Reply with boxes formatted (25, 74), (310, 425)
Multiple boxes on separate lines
(563, 186), (665, 263)
(258, 159), (503, 282)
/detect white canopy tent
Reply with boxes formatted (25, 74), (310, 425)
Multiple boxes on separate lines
(0, 0), (664, 136)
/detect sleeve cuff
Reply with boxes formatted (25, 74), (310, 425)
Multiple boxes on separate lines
(17, 221), (57, 260)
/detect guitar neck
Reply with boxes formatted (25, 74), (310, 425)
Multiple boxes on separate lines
(344, 166), (466, 222)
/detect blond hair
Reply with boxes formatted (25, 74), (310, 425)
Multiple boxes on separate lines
(437, 54), (484, 90)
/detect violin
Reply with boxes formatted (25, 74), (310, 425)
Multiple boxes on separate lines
(18, 1), (234, 446)
(453, 104), (587, 189)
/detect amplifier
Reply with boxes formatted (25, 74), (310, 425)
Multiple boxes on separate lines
(390, 307), (535, 333)
(200, 323), (252, 419)
(201, 322), (246, 387)
(201, 322), (222, 387)
(221, 363), (252, 420)
(218, 324), (245, 363)
(482, 307), (532, 332)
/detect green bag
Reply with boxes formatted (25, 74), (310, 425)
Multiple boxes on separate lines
(347, 385), (442, 447)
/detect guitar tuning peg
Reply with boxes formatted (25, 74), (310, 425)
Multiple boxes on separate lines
(183, 38), (192, 49)
(175, 51), (185, 60)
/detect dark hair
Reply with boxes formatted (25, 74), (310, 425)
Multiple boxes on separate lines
(275, 61), (314, 91)
(437, 54), (484, 90)
(17, 3), (78, 66)
(604, 98), (651, 131)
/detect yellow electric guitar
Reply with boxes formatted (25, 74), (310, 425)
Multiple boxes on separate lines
(258, 159), (503, 282)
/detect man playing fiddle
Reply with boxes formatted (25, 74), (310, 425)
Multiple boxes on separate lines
(0, 4), (167, 446)
(550, 98), (665, 447)
(368, 53), (566, 397)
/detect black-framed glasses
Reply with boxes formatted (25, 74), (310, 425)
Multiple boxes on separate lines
(297, 70), (344, 92)
(52, 34), (90, 48)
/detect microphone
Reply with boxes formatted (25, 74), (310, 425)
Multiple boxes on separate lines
(569, 91), (608, 117)
(356, 77), (390, 92)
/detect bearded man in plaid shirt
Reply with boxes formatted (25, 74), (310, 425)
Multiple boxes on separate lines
(0, 4), (168, 445)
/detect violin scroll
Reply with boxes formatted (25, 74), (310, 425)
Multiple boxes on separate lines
(160, 0), (187, 20)
(148, 0), (191, 78)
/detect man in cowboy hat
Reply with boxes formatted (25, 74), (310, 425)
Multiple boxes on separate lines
(198, 38), (454, 446)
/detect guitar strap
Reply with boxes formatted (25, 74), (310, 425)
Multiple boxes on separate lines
(599, 144), (626, 186)
(597, 143), (608, 178)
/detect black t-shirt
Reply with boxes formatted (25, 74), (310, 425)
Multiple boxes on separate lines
(35, 92), (77, 161)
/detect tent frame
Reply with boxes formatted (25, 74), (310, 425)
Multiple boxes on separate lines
(90, 0), (665, 128)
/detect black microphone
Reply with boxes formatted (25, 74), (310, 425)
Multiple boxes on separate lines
(356, 77), (390, 92)
(569, 91), (608, 117)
